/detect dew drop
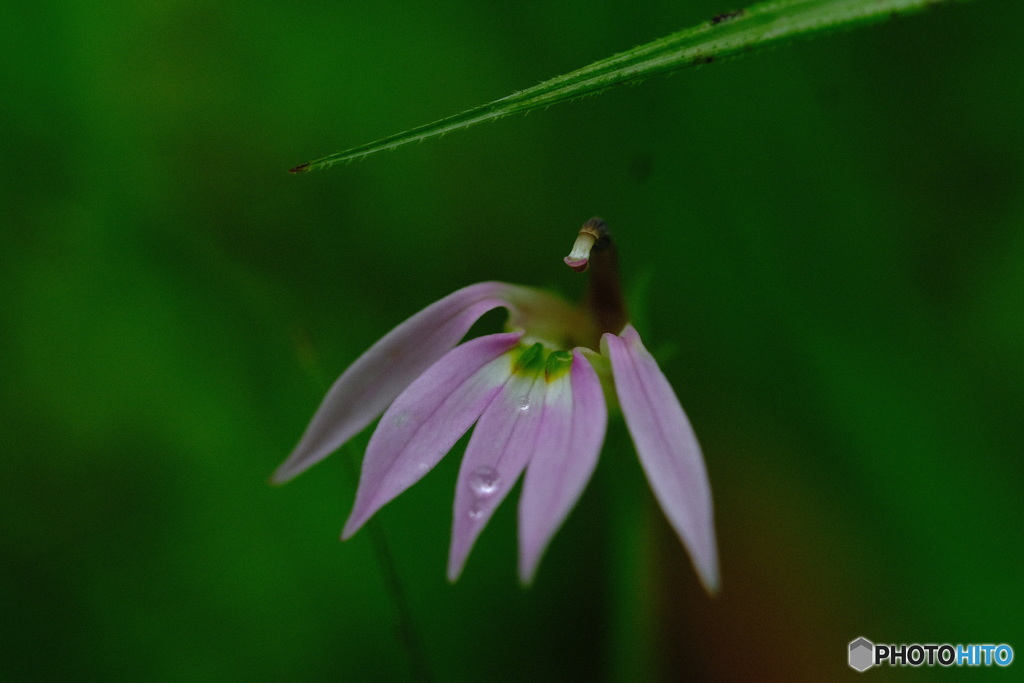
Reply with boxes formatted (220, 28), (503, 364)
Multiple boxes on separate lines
(516, 395), (531, 412)
(391, 411), (410, 428)
(416, 461), (430, 474)
(468, 504), (484, 520)
(469, 466), (500, 496)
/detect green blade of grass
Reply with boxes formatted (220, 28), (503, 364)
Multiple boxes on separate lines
(291, 0), (976, 173)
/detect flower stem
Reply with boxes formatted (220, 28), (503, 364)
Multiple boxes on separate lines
(602, 432), (659, 681)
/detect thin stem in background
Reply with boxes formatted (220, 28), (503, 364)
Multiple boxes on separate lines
(341, 447), (433, 683)
(364, 516), (434, 683)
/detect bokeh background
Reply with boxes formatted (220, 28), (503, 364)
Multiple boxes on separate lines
(3, 0), (1022, 680)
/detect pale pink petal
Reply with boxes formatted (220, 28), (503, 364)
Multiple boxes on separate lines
(447, 367), (549, 581)
(341, 332), (522, 539)
(273, 282), (519, 484)
(517, 351), (606, 584)
(604, 325), (720, 594)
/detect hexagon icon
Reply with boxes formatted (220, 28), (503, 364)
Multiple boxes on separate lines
(849, 637), (874, 672)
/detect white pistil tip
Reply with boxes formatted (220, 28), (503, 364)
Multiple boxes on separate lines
(564, 232), (596, 272)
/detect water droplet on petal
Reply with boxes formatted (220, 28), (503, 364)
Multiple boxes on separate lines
(391, 411), (410, 428)
(468, 504), (484, 520)
(469, 466), (500, 496)
(516, 395), (531, 412)
(416, 461), (429, 474)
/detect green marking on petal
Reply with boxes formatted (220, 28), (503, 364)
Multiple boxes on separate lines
(510, 343), (579, 380)
(511, 343), (547, 377)
(544, 350), (573, 383)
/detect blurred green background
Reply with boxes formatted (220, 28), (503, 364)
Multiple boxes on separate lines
(3, 0), (1022, 680)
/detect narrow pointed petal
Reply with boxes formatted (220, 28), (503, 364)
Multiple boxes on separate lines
(273, 282), (519, 484)
(447, 366), (549, 581)
(604, 325), (720, 594)
(517, 351), (606, 584)
(342, 332), (522, 539)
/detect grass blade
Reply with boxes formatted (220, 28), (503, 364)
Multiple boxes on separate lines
(291, 0), (976, 173)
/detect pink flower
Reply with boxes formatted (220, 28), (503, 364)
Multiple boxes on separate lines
(274, 220), (719, 592)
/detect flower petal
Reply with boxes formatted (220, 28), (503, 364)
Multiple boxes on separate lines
(517, 351), (606, 584)
(447, 361), (549, 581)
(341, 332), (522, 539)
(273, 282), (520, 484)
(603, 325), (720, 594)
